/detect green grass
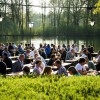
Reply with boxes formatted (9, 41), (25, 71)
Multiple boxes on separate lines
(0, 75), (100, 100)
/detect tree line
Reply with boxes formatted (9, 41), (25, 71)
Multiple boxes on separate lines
(0, 0), (100, 36)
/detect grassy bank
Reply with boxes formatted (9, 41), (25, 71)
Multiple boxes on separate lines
(0, 76), (100, 100)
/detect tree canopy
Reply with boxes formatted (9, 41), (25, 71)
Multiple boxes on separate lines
(0, 0), (100, 36)
(93, 0), (100, 14)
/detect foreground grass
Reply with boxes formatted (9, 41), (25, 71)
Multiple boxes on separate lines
(0, 75), (100, 100)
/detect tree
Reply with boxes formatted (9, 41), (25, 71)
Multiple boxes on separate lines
(93, 0), (100, 14)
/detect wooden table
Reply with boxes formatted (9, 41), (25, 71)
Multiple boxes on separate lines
(76, 52), (80, 55)
(12, 60), (17, 64)
(65, 57), (79, 65)
(91, 53), (98, 57)
(6, 68), (12, 74)
(51, 66), (58, 71)
(9, 56), (19, 60)
(6, 65), (34, 76)
(62, 63), (72, 67)
(87, 71), (97, 76)
(6, 68), (11, 70)
(45, 58), (50, 63)
(24, 57), (33, 64)
(24, 63), (33, 68)
(76, 52), (81, 56)
(51, 63), (72, 71)
(62, 63), (72, 69)
(65, 59), (78, 63)
(52, 70), (58, 74)
(6, 72), (23, 76)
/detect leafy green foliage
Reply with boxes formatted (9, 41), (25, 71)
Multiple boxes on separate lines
(93, 0), (100, 14)
(0, 17), (20, 35)
(0, 0), (100, 36)
(0, 76), (100, 100)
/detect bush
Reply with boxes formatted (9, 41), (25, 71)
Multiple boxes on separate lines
(0, 76), (100, 100)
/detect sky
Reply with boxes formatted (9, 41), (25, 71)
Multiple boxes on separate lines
(30, 0), (50, 14)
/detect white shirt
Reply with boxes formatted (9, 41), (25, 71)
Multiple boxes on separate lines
(75, 63), (86, 71)
(74, 46), (79, 52)
(81, 54), (87, 58)
(12, 44), (17, 49)
(29, 51), (34, 58)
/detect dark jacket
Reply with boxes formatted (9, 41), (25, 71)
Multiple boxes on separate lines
(12, 60), (23, 72)
(0, 61), (7, 74)
(47, 59), (54, 66)
(3, 57), (12, 69)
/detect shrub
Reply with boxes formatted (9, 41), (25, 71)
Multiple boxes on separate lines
(0, 76), (100, 100)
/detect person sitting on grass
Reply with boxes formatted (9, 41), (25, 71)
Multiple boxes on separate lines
(75, 58), (87, 75)
(68, 66), (81, 76)
(55, 60), (68, 76)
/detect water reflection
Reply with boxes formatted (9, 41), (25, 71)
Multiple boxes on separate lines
(0, 36), (100, 52)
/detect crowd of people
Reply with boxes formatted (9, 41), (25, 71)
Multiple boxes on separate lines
(0, 42), (100, 77)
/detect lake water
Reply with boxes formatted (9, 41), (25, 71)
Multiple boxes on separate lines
(0, 36), (100, 52)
